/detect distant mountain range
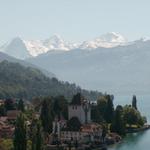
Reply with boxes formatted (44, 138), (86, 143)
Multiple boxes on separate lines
(27, 38), (150, 95)
(0, 32), (127, 59)
(1, 32), (150, 95)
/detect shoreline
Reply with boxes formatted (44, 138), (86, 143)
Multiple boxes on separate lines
(46, 125), (150, 150)
(126, 124), (150, 133)
(105, 124), (150, 150)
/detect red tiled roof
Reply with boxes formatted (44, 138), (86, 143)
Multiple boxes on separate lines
(7, 110), (21, 120)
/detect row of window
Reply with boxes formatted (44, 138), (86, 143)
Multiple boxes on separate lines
(72, 106), (78, 109)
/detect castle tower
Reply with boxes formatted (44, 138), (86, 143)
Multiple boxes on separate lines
(68, 93), (91, 124)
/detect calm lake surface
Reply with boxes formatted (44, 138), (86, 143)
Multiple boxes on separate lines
(108, 95), (150, 150)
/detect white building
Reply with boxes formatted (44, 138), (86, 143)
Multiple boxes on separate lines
(68, 94), (91, 124)
(60, 123), (102, 143)
(51, 94), (103, 144)
(52, 117), (67, 139)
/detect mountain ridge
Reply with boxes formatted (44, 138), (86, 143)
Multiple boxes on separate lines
(0, 60), (102, 100)
(0, 51), (55, 78)
(0, 32), (128, 59)
(27, 39), (150, 95)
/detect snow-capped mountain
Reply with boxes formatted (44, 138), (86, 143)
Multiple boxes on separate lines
(0, 37), (31, 59)
(80, 32), (127, 49)
(23, 40), (49, 57)
(0, 34), (77, 59)
(1, 32), (150, 94)
(24, 34), (79, 57)
(42, 34), (79, 50)
(27, 38), (150, 95)
(0, 32), (127, 59)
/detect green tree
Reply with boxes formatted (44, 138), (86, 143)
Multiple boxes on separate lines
(31, 120), (44, 150)
(4, 99), (15, 111)
(53, 96), (68, 120)
(13, 113), (27, 150)
(111, 105), (126, 136)
(123, 105), (146, 127)
(91, 105), (103, 123)
(67, 117), (81, 131)
(18, 99), (25, 112)
(0, 61), (102, 101)
(132, 95), (137, 110)
(97, 96), (108, 121)
(0, 139), (13, 150)
(104, 95), (114, 123)
(0, 104), (6, 116)
(123, 105), (138, 126)
(40, 98), (53, 133)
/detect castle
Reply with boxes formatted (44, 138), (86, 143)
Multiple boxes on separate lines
(68, 93), (91, 124)
(51, 93), (103, 143)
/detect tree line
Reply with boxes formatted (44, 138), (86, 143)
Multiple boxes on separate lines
(91, 94), (147, 135)
(0, 93), (146, 149)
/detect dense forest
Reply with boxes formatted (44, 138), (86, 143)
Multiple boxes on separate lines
(0, 60), (102, 100)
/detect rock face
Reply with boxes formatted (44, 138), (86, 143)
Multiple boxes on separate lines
(1, 37), (31, 59)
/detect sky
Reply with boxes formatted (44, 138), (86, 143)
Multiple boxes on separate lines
(0, 0), (150, 45)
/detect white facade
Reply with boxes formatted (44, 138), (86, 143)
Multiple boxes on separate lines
(61, 131), (83, 141)
(52, 120), (67, 139)
(60, 129), (102, 143)
(68, 103), (91, 124)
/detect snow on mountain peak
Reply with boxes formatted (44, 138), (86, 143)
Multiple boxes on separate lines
(24, 34), (75, 57)
(99, 32), (127, 43)
(139, 37), (150, 42)
(80, 32), (127, 49)
(0, 37), (31, 59)
(43, 34), (70, 50)
(0, 32), (129, 59)
(24, 40), (49, 57)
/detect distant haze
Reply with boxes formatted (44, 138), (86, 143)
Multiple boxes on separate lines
(1, 32), (150, 95)
(0, 0), (150, 45)
(1, 0), (150, 95)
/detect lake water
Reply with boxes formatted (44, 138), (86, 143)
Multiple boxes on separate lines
(108, 95), (150, 150)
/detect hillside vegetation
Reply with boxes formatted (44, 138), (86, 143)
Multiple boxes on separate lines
(0, 60), (102, 100)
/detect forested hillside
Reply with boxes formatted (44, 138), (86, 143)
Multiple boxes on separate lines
(0, 60), (102, 100)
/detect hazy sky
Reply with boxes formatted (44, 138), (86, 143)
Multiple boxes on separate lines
(0, 0), (150, 45)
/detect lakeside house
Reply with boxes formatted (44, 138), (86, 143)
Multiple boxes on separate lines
(51, 95), (103, 144)
(68, 96), (91, 124)
(60, 123), (102, 143)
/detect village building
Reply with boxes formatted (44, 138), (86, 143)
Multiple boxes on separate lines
(51, 93), (103, 144)
(60, 123), (102, 143)
(68, 94), (91, 124)
(7, 110), (21, 121)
